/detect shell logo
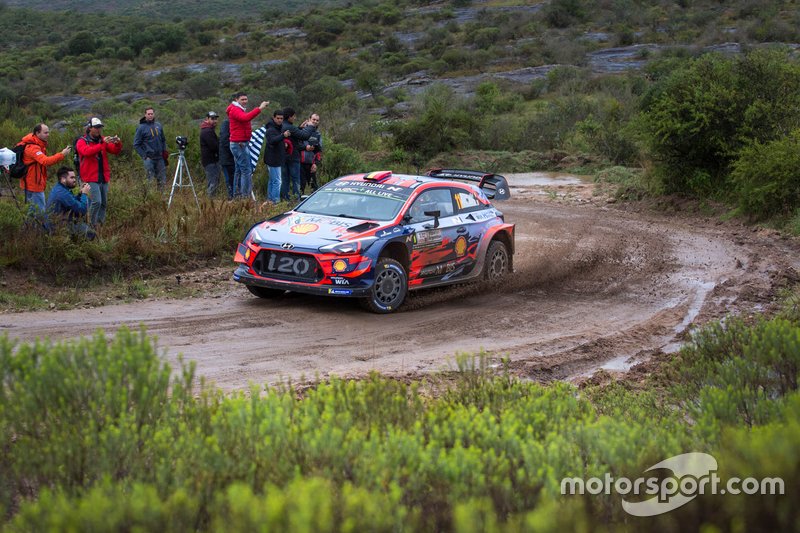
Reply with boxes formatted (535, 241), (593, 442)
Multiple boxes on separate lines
(290, 223), (319, 234)
(455, 236), (467, 257)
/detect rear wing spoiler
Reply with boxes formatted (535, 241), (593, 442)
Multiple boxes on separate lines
(426, 168), (511, 200)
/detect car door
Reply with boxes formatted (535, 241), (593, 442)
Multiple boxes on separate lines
(451, 187), (487, 275)
(404, 187), (462, 284)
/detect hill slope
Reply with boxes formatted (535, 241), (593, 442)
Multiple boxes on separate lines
(0, 0), (345, 18)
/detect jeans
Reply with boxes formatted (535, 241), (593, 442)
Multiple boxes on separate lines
(221, 164), (235, 199)
(267, 166), (282, 203)
(143, 157), (167, 190)
(230, 142), (252, 198)
(24, 190), (45, 213)
(88, 182), (108, 225)
(280, 159), (300, 201)
(204, 163), (221, 196)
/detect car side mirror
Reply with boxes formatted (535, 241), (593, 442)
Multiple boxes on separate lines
(424, 210), (441, 229)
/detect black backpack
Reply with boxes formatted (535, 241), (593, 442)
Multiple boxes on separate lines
(8, 142), (32, 180)
(72, 136), (82, 178)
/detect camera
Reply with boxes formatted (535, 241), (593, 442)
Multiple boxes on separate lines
(175, 136), (189, 150)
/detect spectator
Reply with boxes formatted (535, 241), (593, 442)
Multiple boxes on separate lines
(75, 117), (122, 226)
(280, 107), (311, 201)
(218, 118), (235, 199)
(300, 113), (323, 194)
(200, 111), (221, 196)
(263, 110), (291, 204)
(16, 123), (71, 214)
(46, 166), (95, 239)
(226, 91), (268, 199)
(133, 107), (168, 191)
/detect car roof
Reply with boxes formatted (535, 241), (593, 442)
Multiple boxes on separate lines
(336, 171), (482, 193)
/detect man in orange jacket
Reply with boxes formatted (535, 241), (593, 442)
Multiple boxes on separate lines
(17, 123), (71, 213)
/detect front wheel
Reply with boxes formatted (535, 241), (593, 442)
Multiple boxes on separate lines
(483, 240), (510, 281)
(247, 285), (285, 299)
(360, 258), (407, 313)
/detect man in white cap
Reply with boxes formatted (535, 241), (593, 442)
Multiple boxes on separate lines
(75, 117), (122, 226)
(200, 111), (221, 196)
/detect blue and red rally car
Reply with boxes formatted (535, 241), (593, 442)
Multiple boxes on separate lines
(233, 169), (514, 313)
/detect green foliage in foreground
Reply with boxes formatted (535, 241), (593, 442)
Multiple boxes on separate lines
(1, 307), (798, 531)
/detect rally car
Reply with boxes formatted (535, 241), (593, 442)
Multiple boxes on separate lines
(233, 169), (515, 313)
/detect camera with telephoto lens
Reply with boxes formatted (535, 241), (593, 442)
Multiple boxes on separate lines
(175, 136), (189, 150)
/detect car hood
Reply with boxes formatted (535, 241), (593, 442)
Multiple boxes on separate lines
(251, 212), (385, 248)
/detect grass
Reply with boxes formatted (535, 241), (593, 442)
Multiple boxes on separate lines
(0, 290), (46, 310)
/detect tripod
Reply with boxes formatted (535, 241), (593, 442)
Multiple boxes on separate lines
(167, 149), (199, 209)
(0, 167), (22, 210)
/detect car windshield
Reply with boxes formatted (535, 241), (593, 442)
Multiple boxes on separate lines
(295, 187), (407, 221)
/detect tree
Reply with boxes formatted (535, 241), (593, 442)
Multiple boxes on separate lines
(66, 31), (96, 57)
(390, 84), (476, 162)
(640, 49), (800, 195)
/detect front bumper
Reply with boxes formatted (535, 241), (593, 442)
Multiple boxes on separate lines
(233, 265), (372, 298)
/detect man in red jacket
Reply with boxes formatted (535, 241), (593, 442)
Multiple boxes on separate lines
(17, 123), (71, 214)
(226, 91), (268, 199)
(75, 117), (122, 226)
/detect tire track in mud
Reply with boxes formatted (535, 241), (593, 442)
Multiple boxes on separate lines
(2, 190), (798, 390)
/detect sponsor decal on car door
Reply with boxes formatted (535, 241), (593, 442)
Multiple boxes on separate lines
(407, 188), (461, 282)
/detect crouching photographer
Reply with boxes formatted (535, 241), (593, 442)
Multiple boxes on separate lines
(45, 166), (95, 240)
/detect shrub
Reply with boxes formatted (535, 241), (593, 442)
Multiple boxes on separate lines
(730, 130), (800, 219)
(318, 143), (365, 183)
(390, 84), (476, 161)
(640, 49), (800, 196)
(1, 312), (799, 531)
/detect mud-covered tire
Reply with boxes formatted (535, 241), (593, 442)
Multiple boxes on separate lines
(483, 240), (510, 281)
(247, 285), (285, 299)
(360, 258), (407, 313)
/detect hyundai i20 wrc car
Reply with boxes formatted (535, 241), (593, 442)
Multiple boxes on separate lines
(233, 169), (515, 313)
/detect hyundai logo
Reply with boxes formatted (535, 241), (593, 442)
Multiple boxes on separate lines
(281, 242), (294, 250)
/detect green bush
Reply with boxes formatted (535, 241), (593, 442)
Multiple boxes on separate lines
(318, 143), (365, 183)
(1, 311), (798, 530)
(390, 84), (476, 161)
(666, 316), (799, 433)
(640, 49), (800, 196)
(730, 130), (800, 219)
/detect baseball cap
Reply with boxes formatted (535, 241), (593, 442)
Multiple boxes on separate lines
(88, 117), (104, 128)
(207, 111), (219, 118)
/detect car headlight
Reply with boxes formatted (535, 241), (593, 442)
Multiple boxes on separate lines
(243, 223), (261, 244)
(319, 236), (378, 255)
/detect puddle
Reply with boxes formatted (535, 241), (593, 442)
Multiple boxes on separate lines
(576, 355), (637, 379)
(600, 355), (635, 371)
(505, 172), (590, 187)
(662, 280), (716, 354)
(674, 281), (715, 334)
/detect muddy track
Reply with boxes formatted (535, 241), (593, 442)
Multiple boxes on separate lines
(2, 183), (798, 390)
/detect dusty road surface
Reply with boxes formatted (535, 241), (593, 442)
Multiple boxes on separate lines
(2, 176), (798, 390)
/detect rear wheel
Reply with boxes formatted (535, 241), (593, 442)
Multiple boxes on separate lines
(247, 285), (285, 299)
(360, 258), (407, 313)
(484, 240), (509, 281)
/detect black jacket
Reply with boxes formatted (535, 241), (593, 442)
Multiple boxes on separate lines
(200, 122), (219, 167)
(264, 119), (286, 168)
(218, 119), (234, 167)
(281, 121), (311, 162)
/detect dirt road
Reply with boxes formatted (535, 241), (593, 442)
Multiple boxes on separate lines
(2, 177), (798, 390)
